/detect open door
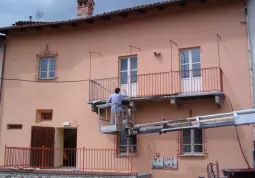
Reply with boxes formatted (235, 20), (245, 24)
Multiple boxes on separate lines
(120, 56), (138, 97)
(180, 48), (202, 93)
(30, 126), (55, 168)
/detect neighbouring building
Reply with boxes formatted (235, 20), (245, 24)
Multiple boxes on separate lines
(248, 0), (255, 108)
(0, 0), (254, 177)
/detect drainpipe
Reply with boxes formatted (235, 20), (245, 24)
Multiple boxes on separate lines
(0, 36), (6, 106)
(245, 1), (255, 108)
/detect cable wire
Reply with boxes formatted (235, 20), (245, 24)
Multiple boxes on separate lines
(0, 77), (89, 83)
(225, 95), (251, 168)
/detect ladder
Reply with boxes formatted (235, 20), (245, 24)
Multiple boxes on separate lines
(128, 109), (255, 135)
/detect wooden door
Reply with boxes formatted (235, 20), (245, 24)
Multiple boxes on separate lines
(30, 126), (55, 168)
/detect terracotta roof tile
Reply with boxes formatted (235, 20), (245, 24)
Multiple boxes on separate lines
(0, 0), (187, 32)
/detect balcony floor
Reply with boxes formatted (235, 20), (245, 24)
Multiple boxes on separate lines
(89, 91), (224, 105)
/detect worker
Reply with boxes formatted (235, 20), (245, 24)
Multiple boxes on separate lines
(107, 87), (128, 125)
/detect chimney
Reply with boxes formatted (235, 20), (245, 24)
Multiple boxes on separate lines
(77, 0), (95, 18)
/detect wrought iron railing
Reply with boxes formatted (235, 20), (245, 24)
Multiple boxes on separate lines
(89, 67), (223, 102)
(4, 146), (133, 172)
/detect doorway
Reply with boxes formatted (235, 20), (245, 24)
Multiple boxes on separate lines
(180, 48), (202, 93)
(30, 126), (55, 168)
(63, 129), (77, 167)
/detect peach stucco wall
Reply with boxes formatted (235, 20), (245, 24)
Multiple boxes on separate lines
(0, 0), (253, 177)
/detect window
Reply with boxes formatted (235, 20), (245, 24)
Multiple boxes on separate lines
(116, 134), (137, 156)
(41, 112), (53, 121)
(7, 124), (23, 130)
(39, 57), (56, 79)
(36, 45), (58, 80)
(36, 110), (53, 122)
(180, 48), (201, 79)
(182, 129), (203, 155)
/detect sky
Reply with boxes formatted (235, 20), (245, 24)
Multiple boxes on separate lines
(0, 0), (165, 27)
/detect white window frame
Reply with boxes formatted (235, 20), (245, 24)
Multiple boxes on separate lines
(116, 134), (137, 156)
(180, 48), (201, 79)
(120, 56), (137, 85)
(38, 57), (56, 80)
(182, 129), (203, 156)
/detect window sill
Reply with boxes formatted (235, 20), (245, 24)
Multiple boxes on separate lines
(115, 153), (137, 157)
(36, 77), (57, 81)
(179, 153), (206, 157)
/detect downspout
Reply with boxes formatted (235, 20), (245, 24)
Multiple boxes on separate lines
(0, 35), (6, 150)
(0, 37), (6, 105)
(245, 1), (255, 108)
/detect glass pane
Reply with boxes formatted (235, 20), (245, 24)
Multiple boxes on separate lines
(121, 71), (128, 84)
(49, 58), (56, 78)
(131, 57), (137, 70)
(181, 64), (189, 78)
(121, 58), (128, 71)
(180, 50), (189, 64)
(183, 144), (191, 153)
(39, 58), (48, 78)
(191, 48), (201, 63)
(131, 70), (137, 83)
(183, 130), (191, 144)
(194, 144), (203, 153)
(119, 134), (127, 153)
(194, 129), (203, 144)
(192, 63), (201, 77)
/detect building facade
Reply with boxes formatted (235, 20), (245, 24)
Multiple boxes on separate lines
(248, 0), (255, 108)
(0, 0), (253, 177)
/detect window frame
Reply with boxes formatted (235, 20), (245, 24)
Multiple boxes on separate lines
(38, 57), (56, 79)
(119, 56), (138, 85)
(115, 134), (137, 156)
(180, 129), (205, 157)
(180, 47), (201, 79)
(36, 45), (58, 80)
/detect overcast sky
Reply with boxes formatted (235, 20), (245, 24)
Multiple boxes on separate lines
(0, 0), (165, 27)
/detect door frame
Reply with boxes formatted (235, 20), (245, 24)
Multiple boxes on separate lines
(30, 126), (55, 168)
(118, 55), (138, 96)
(179, 47), (202, 93)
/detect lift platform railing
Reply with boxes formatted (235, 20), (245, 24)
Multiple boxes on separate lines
(97, 102), (135, 134)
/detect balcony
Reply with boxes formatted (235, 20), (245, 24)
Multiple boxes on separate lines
(89, 67), (224, 108)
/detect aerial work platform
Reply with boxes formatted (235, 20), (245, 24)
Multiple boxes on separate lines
(96, 103), (135, 134)
(129, 109), (255, 135)
(96, 99), (255, 136)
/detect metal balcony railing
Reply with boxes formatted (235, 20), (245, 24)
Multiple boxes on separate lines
(89, 67), (223, 102)
(4, 146), (133, 172)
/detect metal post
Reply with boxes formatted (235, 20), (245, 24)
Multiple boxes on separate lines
(41, 146), (45, 169)
(3, 145), (7, 167)
(83, 147), (85, 171)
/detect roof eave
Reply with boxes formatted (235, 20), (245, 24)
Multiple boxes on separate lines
(0, 0), (207, 33)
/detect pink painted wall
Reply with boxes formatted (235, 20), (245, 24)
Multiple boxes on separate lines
(0, 0), (253, 177)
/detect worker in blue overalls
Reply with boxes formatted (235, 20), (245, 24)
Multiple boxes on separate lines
(107, 88), (128, 125)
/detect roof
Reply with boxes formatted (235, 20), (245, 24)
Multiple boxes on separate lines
(0, 0), (198, 33)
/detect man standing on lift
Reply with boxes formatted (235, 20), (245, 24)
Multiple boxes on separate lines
(107, 88), (128, 125)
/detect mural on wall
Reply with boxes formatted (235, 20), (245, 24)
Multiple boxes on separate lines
(151, 156), (178, 169)
(151, 157), (164, 169)
(164, 157), (178, 169)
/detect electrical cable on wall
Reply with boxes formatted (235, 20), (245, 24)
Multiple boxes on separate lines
(0, 77), (89, 83)
(216, 33), (250, 168)
(225, 94), (251, 169)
